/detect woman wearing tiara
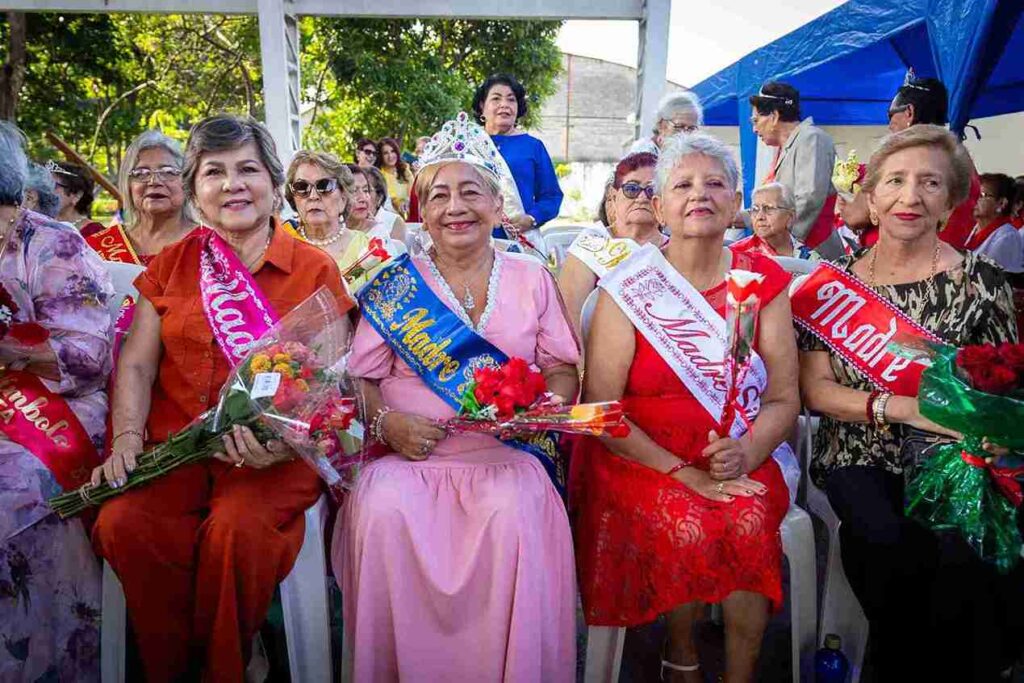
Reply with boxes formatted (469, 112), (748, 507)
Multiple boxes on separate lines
(333, 113), (579, 681)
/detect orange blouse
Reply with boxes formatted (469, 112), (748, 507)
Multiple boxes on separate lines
(134, 226), (352, 443)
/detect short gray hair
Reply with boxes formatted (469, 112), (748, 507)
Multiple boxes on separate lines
(0, 121), (29, 207)
(183, 115), (285, 205)
(119, 130), (187, 227)
(24, 162), (61, 217)
(652, 90), (704, 134)
(655, 132), (741, 195)
(752, 181), (795, 211)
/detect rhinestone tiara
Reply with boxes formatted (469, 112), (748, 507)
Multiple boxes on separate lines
(417, 112), (524, 217)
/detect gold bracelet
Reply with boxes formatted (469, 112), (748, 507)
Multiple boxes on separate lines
(111, 429), (144, 445)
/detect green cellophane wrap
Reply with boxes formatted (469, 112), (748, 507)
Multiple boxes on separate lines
(906, 344), (1023, 573)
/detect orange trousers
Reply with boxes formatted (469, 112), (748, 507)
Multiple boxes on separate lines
(92, 458), (322, 683)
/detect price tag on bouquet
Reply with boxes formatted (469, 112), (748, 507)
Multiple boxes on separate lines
(250, 372), (282, 399)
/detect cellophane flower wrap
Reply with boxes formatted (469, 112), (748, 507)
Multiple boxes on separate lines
(720, 269), (764, 434)
(446, 357), (629, 437)
(905, 342), (1024, 573)
(50, 288), (364, 518)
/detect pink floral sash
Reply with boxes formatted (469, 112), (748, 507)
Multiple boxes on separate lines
(197, 227), (279, 365)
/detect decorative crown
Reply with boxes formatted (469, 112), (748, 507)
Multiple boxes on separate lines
(417, 112), (525, 217)
(45, 160), (75, 176)
(832, 150), (866, 199)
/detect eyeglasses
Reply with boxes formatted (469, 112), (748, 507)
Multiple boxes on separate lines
(290, 178), (339, 197)
(619, 182), (655, 200)
(359, 148), (378, 158)
(666, 122), (699, 134)
(128, 166), (182, 184)
(750, 204), (791, 216)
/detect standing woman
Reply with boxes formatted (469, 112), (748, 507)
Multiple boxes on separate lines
(375, 137), (413, 217)
(285, 150), (370, 275)
(91, 115), (351, 683)
(49, 161), (105, 237)
(474, 73), (562, 246)
(796, 125), (1024, 681)
(0, 122), (114, 682)
(86, 131), (194, 266)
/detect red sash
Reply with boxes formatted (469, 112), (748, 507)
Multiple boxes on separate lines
(0, 370), (99, 490)
(85, 224), (143, 265)
(791, 263), (940, 396)
(963, 218), (1007, 252)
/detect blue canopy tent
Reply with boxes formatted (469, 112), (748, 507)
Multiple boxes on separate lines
(692, 0), (1024, 201)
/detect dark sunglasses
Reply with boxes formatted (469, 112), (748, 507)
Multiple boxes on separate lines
(887, 104), (910, 121)
(290, 178), (339, 197)
(360, 148), (378, 157)
(619, 181), (655, 200)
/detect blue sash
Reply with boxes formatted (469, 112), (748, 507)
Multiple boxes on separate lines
(359, 254), (565, 494)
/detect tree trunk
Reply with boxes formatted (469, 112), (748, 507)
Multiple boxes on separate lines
(0, 12), (28, 121)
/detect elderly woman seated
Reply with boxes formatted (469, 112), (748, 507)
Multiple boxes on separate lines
(86, 131), (194, 265)
(796, 125), (1024, 681)
(332, 114), (580, 681)
(572, 133), (799, 683)
(630, 90), (703, 156)
(0, 122), (115, 681)
(92, 115), (351, 683)
(730, 182), (818, 260)
(21, 162), (61, 218)
(558, 152), (665, 334)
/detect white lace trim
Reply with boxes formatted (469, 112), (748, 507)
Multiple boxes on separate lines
(422, 249), (503, 334)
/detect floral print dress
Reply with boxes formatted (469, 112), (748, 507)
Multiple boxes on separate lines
(0, 211), (113, 683)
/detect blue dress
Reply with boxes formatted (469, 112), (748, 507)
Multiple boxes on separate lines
(491, 133), (563, 236)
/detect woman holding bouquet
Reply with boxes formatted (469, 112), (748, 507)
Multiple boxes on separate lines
(334, 113), (580, 681)
(796, 125), (1023, 681)
(0, 122), (114, 682)
(573, 133), (799, 682)
(91, 115), (351, 683)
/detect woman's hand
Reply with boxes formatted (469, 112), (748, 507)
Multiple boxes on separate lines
(703, 430), (749, 480)
(91, 433), (144, 488)
(887, 396), (961, 439)
(673, 466), (767, 503)
(214, 425), (294, 469)
(381, 411), (447, 461)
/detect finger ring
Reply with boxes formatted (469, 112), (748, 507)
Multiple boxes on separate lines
(715, 482), (725, 494)
(234, 460), (244, 468)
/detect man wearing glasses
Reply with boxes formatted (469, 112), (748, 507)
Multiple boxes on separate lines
(355, 138), (378, 169)
(749, 81), (845, 260)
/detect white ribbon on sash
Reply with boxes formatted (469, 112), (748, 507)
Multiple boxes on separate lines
(567, 227), (639, 279)
(599, 244), (799, 500)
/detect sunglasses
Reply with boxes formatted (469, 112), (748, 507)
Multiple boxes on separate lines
(290, 178), (339, 197)
(619, 182), (655, 200)
(887, 104), (910, 121)
(360, 148), (378, 157)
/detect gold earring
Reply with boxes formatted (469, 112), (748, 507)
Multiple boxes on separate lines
(869, 211), (879, 226)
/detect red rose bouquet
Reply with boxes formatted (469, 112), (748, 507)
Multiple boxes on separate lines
(446, 357), (629, 438)
(50, 288), (363, 517)
(342, 237), (396, 293)
(906, 342), (1024, 573)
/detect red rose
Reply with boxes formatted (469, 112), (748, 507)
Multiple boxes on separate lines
(501, 357), (530, 384)
(957, 344), (1000, 371)
(527, 370), (547, 397)
(998, 343), (1024, 374)
(494, 393), (516, 419)
(969, 364), (1019, 395)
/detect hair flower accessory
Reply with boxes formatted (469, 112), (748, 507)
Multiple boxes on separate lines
(832, 150), (866, 200)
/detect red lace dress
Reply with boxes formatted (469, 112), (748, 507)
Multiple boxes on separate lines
(570, 251), (791, 626)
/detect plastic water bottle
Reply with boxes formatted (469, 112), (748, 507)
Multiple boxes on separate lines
(815, 633), (850, 683)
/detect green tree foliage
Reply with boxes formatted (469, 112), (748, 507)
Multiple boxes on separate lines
(303, 18), (563, 157)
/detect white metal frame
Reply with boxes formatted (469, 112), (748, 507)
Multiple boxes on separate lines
(10, 0), (671, 161)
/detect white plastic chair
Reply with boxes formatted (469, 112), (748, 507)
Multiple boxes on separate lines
(101, 494), (332, 682)
(774, 256), (816, 276)
(543, 227), (583, 270)
(798, 413), (869, 682)
(580, 288), (600, 339)
(102, 261), (145, 323)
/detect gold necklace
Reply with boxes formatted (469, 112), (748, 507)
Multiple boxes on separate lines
(867, 239), (941, 302)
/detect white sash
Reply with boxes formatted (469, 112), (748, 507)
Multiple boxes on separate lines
(567, 228), (638, 279)
(600, 244), (799, 499)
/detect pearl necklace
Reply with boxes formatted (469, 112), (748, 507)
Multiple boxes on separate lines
(298, 221), (345, 247)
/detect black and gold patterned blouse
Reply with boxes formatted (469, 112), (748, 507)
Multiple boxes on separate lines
(798, 250), (1017, 486)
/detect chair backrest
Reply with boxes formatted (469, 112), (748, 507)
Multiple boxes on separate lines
(543, 227), (583, 271)
(580, 287), (600, 343)
(103, 261), (145, 322)
(774, 256), (816, 276)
